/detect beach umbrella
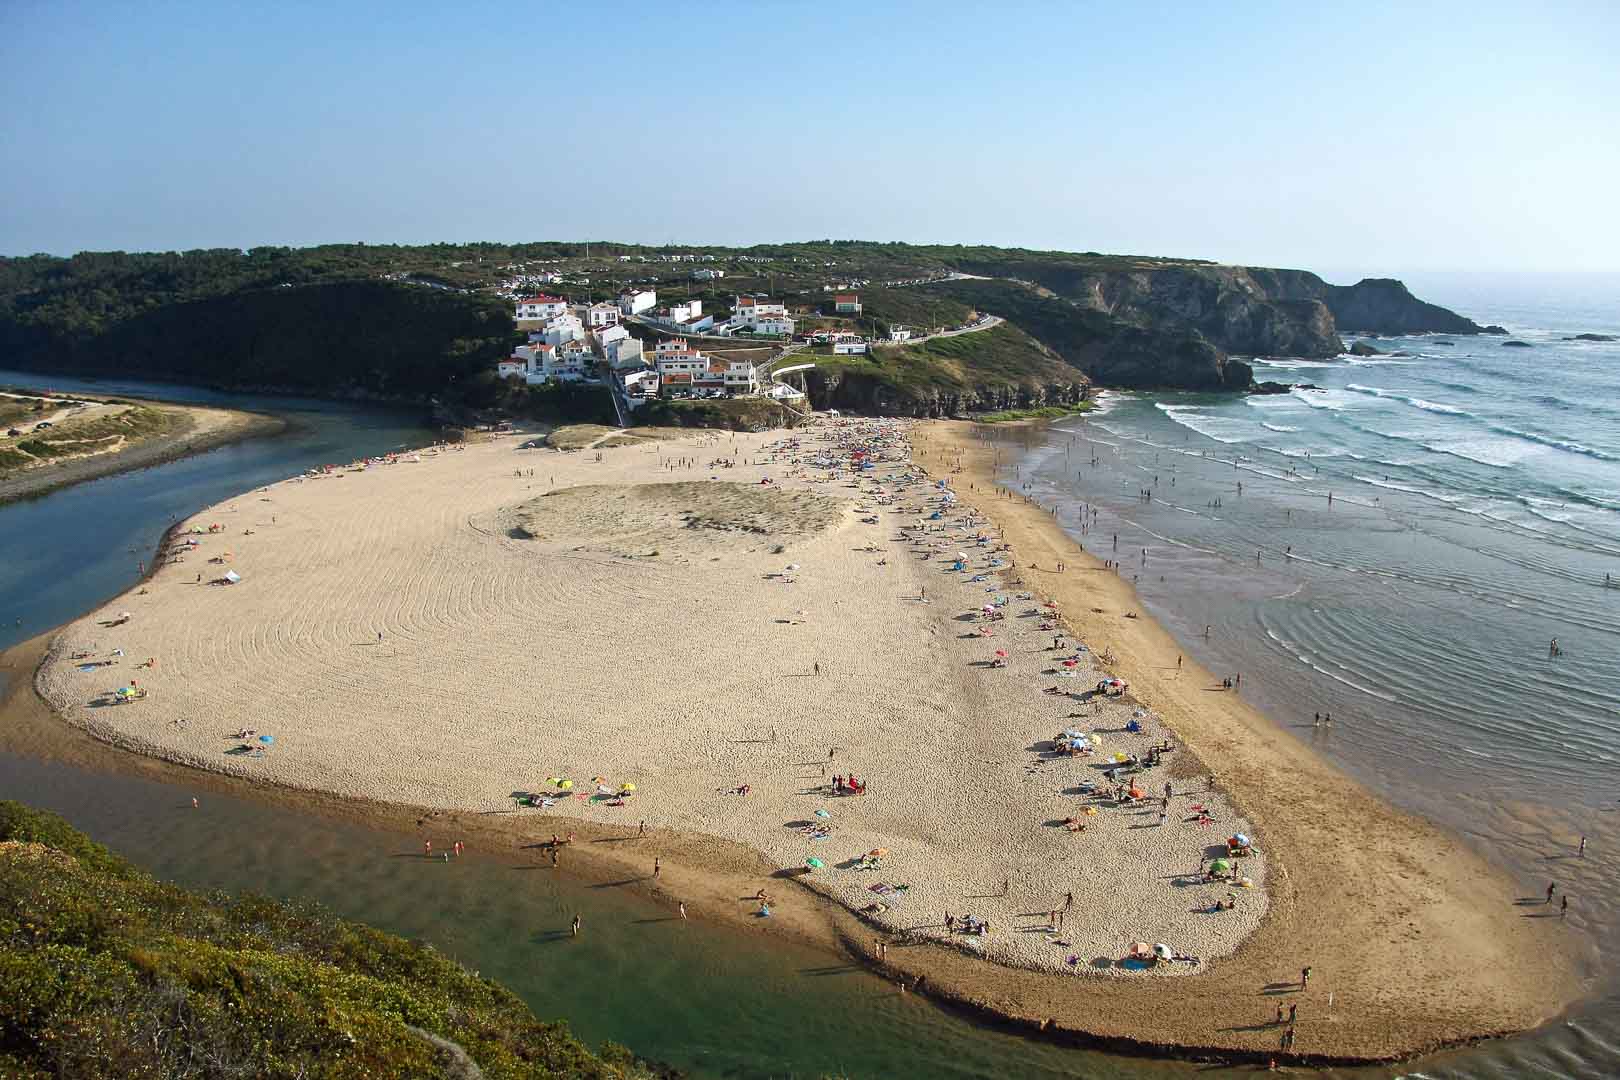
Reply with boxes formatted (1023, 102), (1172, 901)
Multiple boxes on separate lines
(805, 857), (825, 869)
(994, 649), (1008, 657)
(1209, 858), (1231, 874)
(814, 809), (830, 818)
(869, 848), (889, 857)
(1153, 943), (1173, 960)
(621, 783), (636, 792)
(558, 780), (573, 790)
(258, 735), (274, 744)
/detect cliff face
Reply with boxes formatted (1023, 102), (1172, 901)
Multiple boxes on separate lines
(804, 368), (1087, 418)
(1071, 326), (1252, 391)
(1315, 277), (1485, 334)
(946, 264), (1486, 375)
(1080, 268), (1343, 358)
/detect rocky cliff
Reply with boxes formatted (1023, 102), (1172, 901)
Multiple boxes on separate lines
(932, 261), (1483, 389)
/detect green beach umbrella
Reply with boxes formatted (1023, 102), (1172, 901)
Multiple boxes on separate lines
(1209, 858), (1230, 874)
(805, 857), (825, 869)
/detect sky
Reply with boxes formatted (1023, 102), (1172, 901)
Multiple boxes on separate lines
(2, 1), (1617, 272)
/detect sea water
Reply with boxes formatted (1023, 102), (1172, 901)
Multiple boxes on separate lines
(998, 271), (1620, 1076)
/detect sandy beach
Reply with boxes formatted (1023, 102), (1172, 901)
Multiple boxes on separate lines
(26, 417), (1583, 1061)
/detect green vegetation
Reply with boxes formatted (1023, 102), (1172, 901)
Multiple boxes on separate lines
(0, 395), (50, 428)
(0, 801), (663, 1079)
(0, 404), (182, 478)
(976, 402), (1095, 423)
(816, 325), (1082, 404)
(636, 396), (799, 431)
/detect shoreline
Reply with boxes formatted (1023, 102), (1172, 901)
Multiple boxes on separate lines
(2, 417), (1588, 1065)
(0, 398), (287, 505)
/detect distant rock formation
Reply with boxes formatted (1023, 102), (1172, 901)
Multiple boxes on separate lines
(1503, 340), (1533, 347)
(1564, 333), (1616, 341)
(1349, 341), (1383, 356)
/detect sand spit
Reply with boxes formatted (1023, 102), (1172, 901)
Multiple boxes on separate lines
(29, 418), (1582, 1060)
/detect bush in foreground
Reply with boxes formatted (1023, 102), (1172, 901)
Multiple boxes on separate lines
(0, 801), (664, 1079)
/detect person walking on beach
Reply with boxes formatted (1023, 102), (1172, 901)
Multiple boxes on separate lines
(814, 661), (821, 676)
(653, 857), (661, 879)
(1547, 881), (1556, 904)
(424, 839), (432, 856)
(1561, 896), (1569, 918)
(639, 820), (647, 836)
(1300, 965), (1311, 988)
(1579, 835), (1587, 857)
(1275, 1003), (1285, 1025)
(571, 914), (581, 936)
(1288, 1003), (1297, 1023)
(679, 902), (687, 920)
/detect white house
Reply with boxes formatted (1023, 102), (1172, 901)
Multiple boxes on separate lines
(618, 289), (657, 316)
(605, 335), (644, 368)
(888, 326), (913, 342)
(622, 368), (660, 397)
(587, 303), (620, 328)
(734, 295), (786, 319)
(669, 299), (702, 322)
(540, 313), (585, 347)
(720, 357), (764, 394)
(833, 339), (869, 355)
(515, 295), (567, 321)
(691, 268), (725, 281)
(496, 358), (527, 378)
(654, 338), (709, 387)
(748, 314), (795, 336)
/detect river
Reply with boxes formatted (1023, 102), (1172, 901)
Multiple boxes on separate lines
(0, 370), (1607, 1078)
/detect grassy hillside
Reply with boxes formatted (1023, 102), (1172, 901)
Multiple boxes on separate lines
(0, 802), (663, 1079)
(803, 324), (1088, 416)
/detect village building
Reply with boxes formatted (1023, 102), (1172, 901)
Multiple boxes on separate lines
(834, 292), (862, 314)
(734, 295), (787, 319)
(618, 289), (657, 316)
(515, 295), (568, 322)
(587, 302), (620, 328)
(833, 339), (869, 355)
(888, 325), (913, 342)
(539, 313), (586, 347)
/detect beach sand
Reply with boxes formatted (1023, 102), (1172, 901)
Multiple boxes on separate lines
(24, 418), (1582, 1061)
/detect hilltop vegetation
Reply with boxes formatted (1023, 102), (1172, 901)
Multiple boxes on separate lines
(804, 324), (1087, 416)
(0, 240), (1481, 412)
(0, 801), (663, 1079)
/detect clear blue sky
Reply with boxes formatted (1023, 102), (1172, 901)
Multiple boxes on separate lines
(3, 1), (1616, 272)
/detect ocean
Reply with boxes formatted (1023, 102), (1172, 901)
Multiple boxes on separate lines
(999, 271), (1620, 1069)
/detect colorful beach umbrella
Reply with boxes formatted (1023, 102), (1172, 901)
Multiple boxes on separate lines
(805, 857), (824, 869)
(814, 809), (830, 818)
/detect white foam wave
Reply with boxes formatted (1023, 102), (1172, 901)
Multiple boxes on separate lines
(1261, 422), (1301, 433)
(1345, 384), (1472, 417)
(1354, 474), (1465, 505)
